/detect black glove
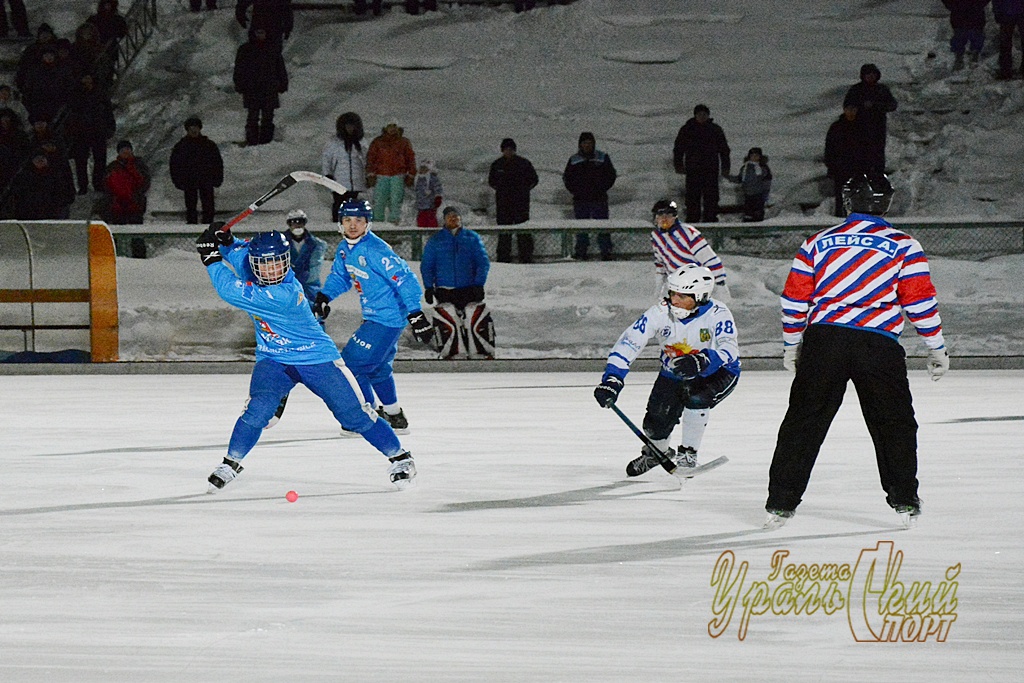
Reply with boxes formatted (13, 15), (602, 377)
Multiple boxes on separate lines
(312, 292), (331, 320)
(196, 228), (222, 266)
(593, 374), (624, 408)
(209, 221), (234, 247)
(424, 288), (435, 305)
(671, 351), (711, 379)
(407, 310), (434, 346)
(463, 285), (485, 302)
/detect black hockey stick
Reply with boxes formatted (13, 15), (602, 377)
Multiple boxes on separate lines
(609, 403), (678, 475)
(220, 171), (350, 232)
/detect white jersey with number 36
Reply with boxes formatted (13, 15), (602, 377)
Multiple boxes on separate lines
(605, 299), (740, 379)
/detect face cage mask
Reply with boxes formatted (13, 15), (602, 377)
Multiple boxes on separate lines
(249, 252), (290, 285)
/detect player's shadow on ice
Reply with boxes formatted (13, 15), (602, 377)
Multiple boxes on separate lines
(473, 529), (887, 571)
(0, 490), (378, 516)
(32, 437), (339, 457)
(430, 480), (677, 513)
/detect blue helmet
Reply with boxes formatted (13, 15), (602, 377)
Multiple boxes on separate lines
(338, 198), (373, 222)
(248, 231), (291, 285)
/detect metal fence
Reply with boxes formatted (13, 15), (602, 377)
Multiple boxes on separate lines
(109, 218), (1024, 263)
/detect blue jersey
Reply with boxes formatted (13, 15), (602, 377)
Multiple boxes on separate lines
(287, 232), (327, 303)
(206, 241), (341, 365)
(321, 230), (423, 329)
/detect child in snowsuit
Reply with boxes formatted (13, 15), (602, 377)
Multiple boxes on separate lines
(735, 147), (772, 222)
(414, 159), (443, 227)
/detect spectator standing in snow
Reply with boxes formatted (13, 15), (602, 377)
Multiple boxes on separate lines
(10, 148), (74, 219)
(321, 111), (367, 220)
(942, 1), (990, 70)
(86, 0), (128, 66)
(365, 119), (416, 224)
(673, 104), (731, 223)
(64, 73), (115, 195)
(0, 84), (29, 125)
(413, 159), (443, 228)
(0, 108), (30, 193)
(102, 139), (150, 225)
(489, 137), (539, 263)
(563, 131), (617, 261)
(235, 0), (293, 51)
(353, 0), (382, 17)
(824, 104), (871, 217)
(191, 0), (218, 10)
(993, 0), (1024, 79)
(15, 23), (58, 95)
(842, 64), (897, 174)
(733, 147), (772, 222)
(169, 116), (224, 224)
(233, 27), (288, 146)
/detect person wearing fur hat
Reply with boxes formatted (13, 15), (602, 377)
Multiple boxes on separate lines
(321, 111), (367, 221)
(842, 64), (897, 174)
(413, 159), (443, 227)
(169, 116), (224, 224)
(563, 131), (617, 260)
(366, 119), (416, 224)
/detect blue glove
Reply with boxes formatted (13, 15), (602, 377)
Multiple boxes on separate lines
(593, 374), (624, 408)
(671, 351), (711, 379)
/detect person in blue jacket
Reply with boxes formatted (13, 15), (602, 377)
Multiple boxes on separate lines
(282, 208), (327, 311)
(420, 206), (495, 359)
(195, 225), (416, 491)
(313, 198), (434, 433)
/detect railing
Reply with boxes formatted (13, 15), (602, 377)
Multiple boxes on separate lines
(114, 0), (158, 84)
(106, 217), (1024, 263)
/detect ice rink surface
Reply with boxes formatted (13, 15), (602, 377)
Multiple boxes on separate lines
(2, 370), (1022, 681)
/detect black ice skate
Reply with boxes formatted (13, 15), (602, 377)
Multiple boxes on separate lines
(626, 445), (675, 477)
(207, 457), (244, 492)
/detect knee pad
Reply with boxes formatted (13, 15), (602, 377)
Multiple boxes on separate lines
(464, 301), (495, 359)
(430, 302), (465, 359)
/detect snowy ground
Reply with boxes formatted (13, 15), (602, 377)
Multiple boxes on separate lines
(1, 370), (1022, 681)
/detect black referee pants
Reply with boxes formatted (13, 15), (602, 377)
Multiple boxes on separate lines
(767, 324), (919, 512)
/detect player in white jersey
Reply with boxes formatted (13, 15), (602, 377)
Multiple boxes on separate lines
(594, 264), (741, 476)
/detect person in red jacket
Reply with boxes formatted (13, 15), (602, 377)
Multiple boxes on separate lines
(365, 119), (416, 224)
(102, 139), (151, 257)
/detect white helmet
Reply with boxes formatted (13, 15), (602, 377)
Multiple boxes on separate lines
(286, 208), (308, 223)
(665, 265), (715, 317)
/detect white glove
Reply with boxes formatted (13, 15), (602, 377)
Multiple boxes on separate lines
(927, 347), (949, 381)
(783, 343), (801, 372)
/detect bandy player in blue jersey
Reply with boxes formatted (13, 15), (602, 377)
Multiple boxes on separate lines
(312, 199), (434, 434)
(195, 225), (417, 491)
(764, 174), (949, 530)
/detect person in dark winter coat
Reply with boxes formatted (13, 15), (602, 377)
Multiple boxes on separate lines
(734, 147), (772, 222)
(64, 73), (115, 194)
(10, 148), (75, 220)
(102, 139), (150, 225)
(86, 0), (128, 65)
(321, 111), (367, 220)
(993, 0), (1024, 78)
(20, 45), (75, 125)
(563, 131), (617, 260)
(233, 27), (288, 146)
(29, 119), (76, 203)
(15, 22), (57, 94)
(0, 108), (30, 193)
(236, 0), (293, 50)
(942, 1), (990, 69)
(191, 0), (218, 10)
(842, 64), (897, 174)
(353, 0), (383, 17)
(0, 0), (31, 38)
(489, 138), (539, 263)
(169, 116), (225, 224)
(824, 104), (871, 217)
(673, 104), (731, 223)
(70, 21), (113, 90)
